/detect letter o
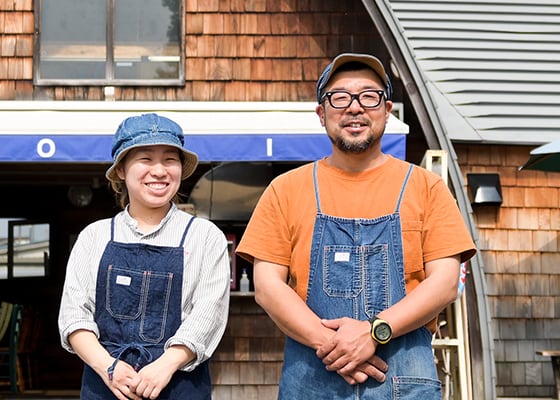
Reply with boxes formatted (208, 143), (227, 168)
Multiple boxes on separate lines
(37, 138), (56, 158)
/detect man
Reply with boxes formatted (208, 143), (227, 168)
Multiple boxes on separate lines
(237, 53), (476, 399)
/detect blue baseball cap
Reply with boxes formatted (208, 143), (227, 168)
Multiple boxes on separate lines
(316, 53), (393, 103)
(105, 113), (199, 182)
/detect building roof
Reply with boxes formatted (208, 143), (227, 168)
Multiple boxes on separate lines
(388, 0), (560, 145)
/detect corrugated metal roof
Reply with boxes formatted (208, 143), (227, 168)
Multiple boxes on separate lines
(388, 0), (560, 144)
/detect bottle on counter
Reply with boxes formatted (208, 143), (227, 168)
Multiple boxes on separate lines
(240, 268), (250, 292)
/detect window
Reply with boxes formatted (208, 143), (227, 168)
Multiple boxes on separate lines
(0, 219), (50, 280)
(34, 0), (184, 86)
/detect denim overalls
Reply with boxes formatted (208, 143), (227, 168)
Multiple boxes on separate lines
(278, 162), (441, 399)
(80, 216), (211, 399)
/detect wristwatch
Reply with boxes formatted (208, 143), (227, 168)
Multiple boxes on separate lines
(370, 317), (392, 345)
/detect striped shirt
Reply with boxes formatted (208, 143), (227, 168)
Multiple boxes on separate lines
(58, 203), (230, 371)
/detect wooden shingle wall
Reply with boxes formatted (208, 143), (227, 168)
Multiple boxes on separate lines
(0, 0), (379, 101)
(211, 296), (284, 400)
(456, 143), (560, 398)
(0, 0), (34, 99)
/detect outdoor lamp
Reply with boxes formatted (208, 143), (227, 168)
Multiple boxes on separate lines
(467, 173), (502, 206)
(68, 185), (93, 207)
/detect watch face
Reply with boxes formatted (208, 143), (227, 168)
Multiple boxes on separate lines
(375, 323), (391, 341)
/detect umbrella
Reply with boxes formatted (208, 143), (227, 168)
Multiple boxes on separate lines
(520, 139), (560, 172)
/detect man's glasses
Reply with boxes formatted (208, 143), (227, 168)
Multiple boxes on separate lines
(321, 89), (386, 109)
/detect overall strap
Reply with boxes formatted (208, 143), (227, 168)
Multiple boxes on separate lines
(179, 216), (196, 247)
(110, 217), (116, 241)
(312, 161), (322, 213)
(395, 164), (415, 213)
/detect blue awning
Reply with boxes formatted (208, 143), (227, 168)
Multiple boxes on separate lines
(0, 133), (406, 162)
(0, 101), (409, 162)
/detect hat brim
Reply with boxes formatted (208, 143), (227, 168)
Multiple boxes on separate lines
(105, 143), (199, 183)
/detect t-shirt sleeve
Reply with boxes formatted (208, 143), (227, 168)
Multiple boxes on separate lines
(236, 181), (292, 267)
(422, 177), (476, 264)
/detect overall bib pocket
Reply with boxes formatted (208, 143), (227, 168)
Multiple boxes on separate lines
(106, 266), (145, 319)
(106, 266), (174, 342)
(322, 243), (390, 315)
(140, 270), (174, 342)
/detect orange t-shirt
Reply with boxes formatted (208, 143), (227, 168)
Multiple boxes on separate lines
(237, 156), (476, 303)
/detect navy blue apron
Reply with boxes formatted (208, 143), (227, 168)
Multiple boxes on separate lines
(80, 215), (211, 399)
(279, 162), (441, 399)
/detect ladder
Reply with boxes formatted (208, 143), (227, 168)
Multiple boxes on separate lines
(421, 150), (471, 400)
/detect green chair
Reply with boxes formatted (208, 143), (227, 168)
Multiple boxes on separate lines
(0, 303), (23, 393)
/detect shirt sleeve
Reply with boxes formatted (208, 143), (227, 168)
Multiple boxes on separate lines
(166, 219), (231, 371)
(58, 222), (107, 352)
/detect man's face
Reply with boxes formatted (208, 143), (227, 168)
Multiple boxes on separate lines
(316, 68), (393, 154)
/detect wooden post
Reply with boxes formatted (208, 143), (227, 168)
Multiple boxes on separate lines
(536, 350), (560, 400)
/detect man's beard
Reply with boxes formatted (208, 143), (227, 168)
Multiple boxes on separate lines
(328, 133), (374, 154)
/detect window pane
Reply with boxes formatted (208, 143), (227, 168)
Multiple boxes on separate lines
(0, 220), (50, 280)
(114, 0), (181, 80)
(39, 0), (106, 79)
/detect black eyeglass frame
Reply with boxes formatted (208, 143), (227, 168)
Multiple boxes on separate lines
(320, 89), (386, 109)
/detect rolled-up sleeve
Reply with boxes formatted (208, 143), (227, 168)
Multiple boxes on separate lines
(58, 221), (110, 352)
(167, 219), (230, 371)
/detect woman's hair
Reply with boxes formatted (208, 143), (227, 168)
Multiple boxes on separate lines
(110, 180), (129, 210)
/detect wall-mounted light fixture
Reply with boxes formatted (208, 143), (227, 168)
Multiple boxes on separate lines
(68, 185), (93, 207)
(467, 173), (502, 206)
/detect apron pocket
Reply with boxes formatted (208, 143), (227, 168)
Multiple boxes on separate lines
(393, 376), (442, 399)
(362, 243), (392, 317)
(322, 245), (362, 298)
(106, 267), (173, 343)
(322, 244), (391, 313)
(106, 266), (145, 319)
(140, 270), (174, 343)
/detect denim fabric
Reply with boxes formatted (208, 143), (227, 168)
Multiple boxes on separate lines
(105, 113), (199, 182)
(80, 217), (211, 399)
(279, 162), (441, 399)
(110, 113), (186, 160)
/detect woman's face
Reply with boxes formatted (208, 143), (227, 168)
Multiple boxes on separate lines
(116, 145), (182, 214)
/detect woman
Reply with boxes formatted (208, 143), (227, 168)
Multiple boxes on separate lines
(58, 113), (230, 400)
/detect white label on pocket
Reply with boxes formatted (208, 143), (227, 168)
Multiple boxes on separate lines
(116, 275), (132, 286)
(334, 252), (350, 262)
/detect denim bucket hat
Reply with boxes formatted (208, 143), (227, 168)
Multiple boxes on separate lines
(316, 53), (393, 103)
(105, 113), (199, 182)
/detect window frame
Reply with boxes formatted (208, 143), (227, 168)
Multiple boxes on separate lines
(33, 0), (185, 87)
(1, 219), (50, 280)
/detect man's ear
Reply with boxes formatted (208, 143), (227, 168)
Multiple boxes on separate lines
(385, 100), (393, 124)
(316, 104), (326, 127)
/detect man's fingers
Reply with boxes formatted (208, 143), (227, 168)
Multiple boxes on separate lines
(369, 355), (388, 373)
(322, 351), (351, 370)
(357, 362), (387, 383)
(339, 369), (369, 385)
